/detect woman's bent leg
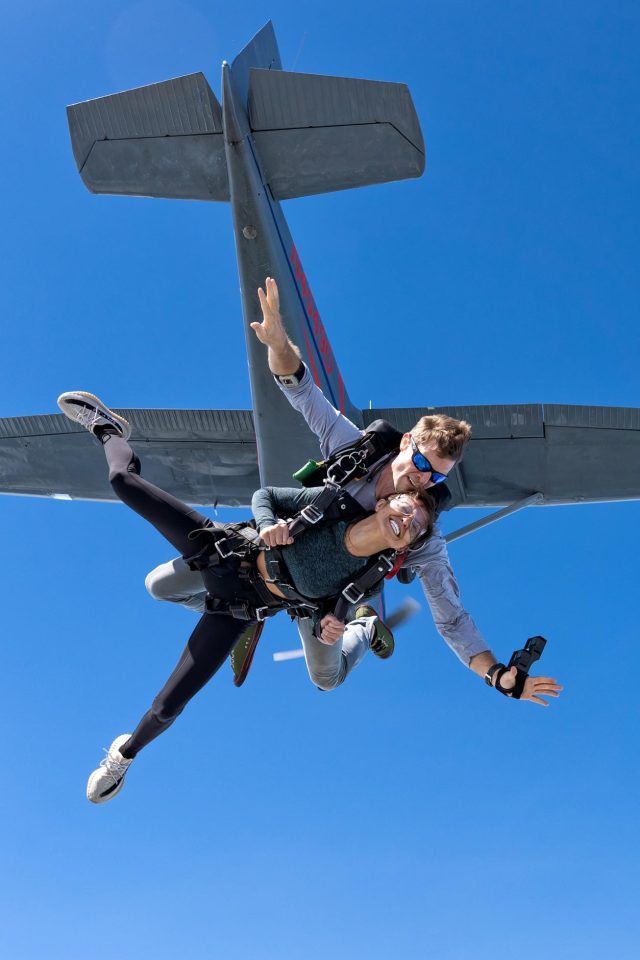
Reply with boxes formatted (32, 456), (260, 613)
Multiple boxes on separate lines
(121, 611), (252, 758)
(145, 558), (209, 613)
(100, 432), (211, 557)
(297, 617), (371, 691)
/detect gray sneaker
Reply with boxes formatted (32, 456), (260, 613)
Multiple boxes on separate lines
(86, 734), (134, 804)
(355, 605), (395, 660)
(57, 391), (131, 440)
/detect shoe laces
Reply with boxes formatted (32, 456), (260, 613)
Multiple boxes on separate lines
(99, 748), (130, 784)
(73, 405), (106, 433)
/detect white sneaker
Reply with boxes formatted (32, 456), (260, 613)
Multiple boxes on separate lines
(86, 734), (134, 804)
(57, 391), (131, 440)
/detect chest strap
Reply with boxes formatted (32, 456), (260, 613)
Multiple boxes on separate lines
(286, 451), (370, 538)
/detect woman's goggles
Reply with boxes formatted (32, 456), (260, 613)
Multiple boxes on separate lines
(387, 495), (428, 543)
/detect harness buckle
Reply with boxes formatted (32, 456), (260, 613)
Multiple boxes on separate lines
(342, 582), (364, 605)
(322, 476), (342, 492)
(290, 603), (317, 620)
(379, 554), (396, 573)
(255, 606), (270, 621)
(229, 601), (252, 620)
(326, 450), (365, 485)
(214, 537), (236, 559)
(300, 504), (324, 525)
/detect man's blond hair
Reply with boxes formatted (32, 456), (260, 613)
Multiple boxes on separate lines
(411, 414), (472, 463)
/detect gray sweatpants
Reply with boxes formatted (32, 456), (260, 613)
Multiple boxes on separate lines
(145, 558), (375, 690)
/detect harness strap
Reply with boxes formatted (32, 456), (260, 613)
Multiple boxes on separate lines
(286, 480), (342, 538)
(386, 552), (407, 580)
(286, 423), (403, 538)
(332, 550), (396, 623)
(262, 547), (322, 609)
(286, 448), (372, 538)
(184, 522), (260, 571)
(204, 596), (275, 621)
(205, 591), (317, 622)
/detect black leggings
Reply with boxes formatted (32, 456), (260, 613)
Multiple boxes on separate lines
(102, 434), (262, 759)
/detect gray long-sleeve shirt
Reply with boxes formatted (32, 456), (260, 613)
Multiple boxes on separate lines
(275, 365), (489, 665)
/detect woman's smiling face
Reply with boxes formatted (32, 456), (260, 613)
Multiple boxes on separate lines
(375, 493), (430, 550)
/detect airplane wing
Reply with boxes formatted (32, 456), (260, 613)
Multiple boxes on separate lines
(1, 402), (639, 507)
(366, 403), (640, 506)
(0, 409), (258, 505)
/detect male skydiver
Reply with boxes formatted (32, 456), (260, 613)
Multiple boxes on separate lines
(146, 278), (561, 706)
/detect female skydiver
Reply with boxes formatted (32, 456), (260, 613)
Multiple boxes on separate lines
(57, 390), (433, 804)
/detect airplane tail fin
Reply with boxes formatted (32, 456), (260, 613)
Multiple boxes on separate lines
(67, 22), (424, 202)
(229, 21), (282, 106)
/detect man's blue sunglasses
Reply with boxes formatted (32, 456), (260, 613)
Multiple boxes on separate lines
(410, 437), (449, 485)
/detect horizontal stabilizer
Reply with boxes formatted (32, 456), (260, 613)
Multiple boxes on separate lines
(365, 403), (640, 507)
(67, 74), (229, 200)
(248, 69), (425, 199)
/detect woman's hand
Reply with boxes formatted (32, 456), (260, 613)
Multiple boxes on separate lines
(318, 615), (346, 645)
(259, 520), (294, 547)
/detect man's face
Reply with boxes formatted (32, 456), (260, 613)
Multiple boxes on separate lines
(391, 433), (456, 494)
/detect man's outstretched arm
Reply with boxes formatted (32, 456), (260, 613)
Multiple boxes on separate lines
(416, 543), (563, 707)
(252, 278), (364, 457)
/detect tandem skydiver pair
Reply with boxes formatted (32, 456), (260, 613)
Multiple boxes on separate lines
(58, 278), (562, 805)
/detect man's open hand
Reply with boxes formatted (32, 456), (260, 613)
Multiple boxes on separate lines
(252, 277), (287, 348)
(498, 666), (563, 706)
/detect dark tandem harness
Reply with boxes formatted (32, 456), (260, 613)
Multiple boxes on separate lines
(180, 419), (440, 626)
(182, 518), (398, 626)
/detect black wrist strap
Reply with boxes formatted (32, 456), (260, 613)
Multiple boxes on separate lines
(495, 666), (528, 699)
(493, 635), (548, 700)
(484, 662), (505, 687)
(275, 363), (305, 387)
(495, 667), (513, 697)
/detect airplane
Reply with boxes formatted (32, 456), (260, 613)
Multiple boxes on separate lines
(0, 20), (639, 551)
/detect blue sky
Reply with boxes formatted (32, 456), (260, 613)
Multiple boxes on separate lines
(1, 3), (639, 959)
